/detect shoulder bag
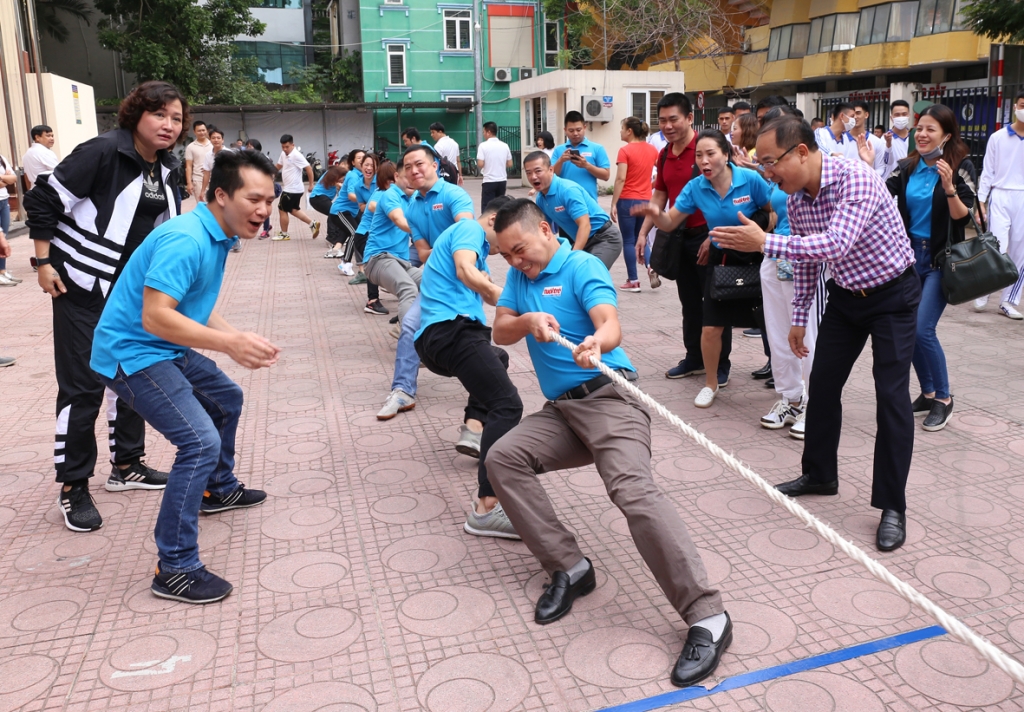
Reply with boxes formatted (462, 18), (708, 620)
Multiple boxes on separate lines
(937, 211), (1019, 305)
(710, 251), (761, 301)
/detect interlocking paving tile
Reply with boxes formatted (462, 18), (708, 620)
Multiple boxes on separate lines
(2, 183), (1023, 710)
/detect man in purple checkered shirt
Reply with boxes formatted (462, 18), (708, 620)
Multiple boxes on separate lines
(712, 116), (920, 553)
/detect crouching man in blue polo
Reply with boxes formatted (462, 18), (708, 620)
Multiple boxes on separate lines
(91, 149), (281, 604)
(486, 198), (732, 688)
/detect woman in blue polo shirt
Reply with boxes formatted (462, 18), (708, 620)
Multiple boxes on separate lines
(329, 148), (366, 258)
(310, 166), (347, 257)
(633, 129), (772, 408)
(342, 152), (379, 276)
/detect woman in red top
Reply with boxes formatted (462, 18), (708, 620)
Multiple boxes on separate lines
(611, 116), (659, 291)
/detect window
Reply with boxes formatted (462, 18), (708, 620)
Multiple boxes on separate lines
(769, 23), (809, 61)
(808, 13), (858, 53)
(251, 0), (301, 7)
(545, 21), (560, 68)
(628, 91), (665, 127)
(384, 0), (403, 4)
(444, 9), (471, 50)
(917, 0), (964, 35)
(808, 17), (822, 54)
(387, 44), (406, 85)
(857, 3), (919, 45)
(234, 41), (306, 85)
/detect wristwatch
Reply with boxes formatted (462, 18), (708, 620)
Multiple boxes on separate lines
(30, 256), (51, 268)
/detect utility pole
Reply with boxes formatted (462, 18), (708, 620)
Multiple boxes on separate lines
(472, 0), (483, 147)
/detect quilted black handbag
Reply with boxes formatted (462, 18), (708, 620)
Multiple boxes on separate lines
(937, 212), (1019, 305)
(710, 262), (761, 301)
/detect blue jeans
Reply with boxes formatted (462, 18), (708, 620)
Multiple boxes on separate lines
(100, 350), (243, 573)
(616, 198), (650, 282)
(393, 295), (421, 395)
(911, 239), (949, 399)
(0, 199), (9, 270)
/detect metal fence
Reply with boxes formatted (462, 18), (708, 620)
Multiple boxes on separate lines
(816, 89), (892, 133)
(498, 126), (522, 179)
(692, 107), (723, 133)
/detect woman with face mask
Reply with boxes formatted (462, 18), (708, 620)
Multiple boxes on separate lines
(885, 103), (976, 432)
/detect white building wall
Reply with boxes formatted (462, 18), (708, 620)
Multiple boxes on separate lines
(239, 8), (307, 43)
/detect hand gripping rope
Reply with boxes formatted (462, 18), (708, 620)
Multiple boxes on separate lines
(549, 330), (1024, 684)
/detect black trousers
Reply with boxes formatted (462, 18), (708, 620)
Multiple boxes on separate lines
(416, 317), (523, 499)
(52, 284), (146, 483)
(481, 181), (507, 212)
(803, 273), (920, 513)
(351, 232), (380, 301)
(309, 195), (344, 245)
(675, 226), (731, 370)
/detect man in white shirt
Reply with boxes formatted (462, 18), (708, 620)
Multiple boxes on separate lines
(22, 125), (59, 190)
(880, 100), (912, 180)
(814, 103), (858, 161)
(476, 121), (513, 211)
(183, 121), (213, 200)
(430, 122), (462, 185)
(198, 126), (227, 202)
(850, 100), (888, 177)
(273, 133), (320, 240)
(976, 90), (1024, 314)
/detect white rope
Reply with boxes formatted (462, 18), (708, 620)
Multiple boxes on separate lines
(550, 331), (1024, 684)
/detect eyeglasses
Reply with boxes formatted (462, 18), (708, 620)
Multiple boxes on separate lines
(757, 144), (798, 170)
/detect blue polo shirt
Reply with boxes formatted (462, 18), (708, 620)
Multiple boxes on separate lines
(91, 204), (236, 378)
(498, 238), (634, 400)
(352, 173), (375, 205)
(675, 166), (771, 246)
(407, 178), (475, 247)
(535, 175), (609, 243)
(330, 170), (362, 216)
(415, 220), (490, 339)
(769, 183), (790, 236)
(365, 184), (411, 261)
(551, 138), (610, 198)
(907, 160), (939, 239)
(309, 173), (339, 200)
(356, 188), (382, 234)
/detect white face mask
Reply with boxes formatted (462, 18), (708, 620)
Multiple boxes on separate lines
(842, 116), (856, 132)
(1016, 108), (1024, 123)
(892, 116), (910, 130)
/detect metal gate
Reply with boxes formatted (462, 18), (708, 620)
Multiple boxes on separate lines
(498, 126), (522, 178)
(692, 107), (722, 133)
(816, 89), (891, 131)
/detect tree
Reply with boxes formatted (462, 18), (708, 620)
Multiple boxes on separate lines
(963, 0), (1024, 44)
(93, 0), (265, 101)
(35, 0), (92, 43)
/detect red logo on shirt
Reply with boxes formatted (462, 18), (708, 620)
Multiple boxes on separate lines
(554, 206), (566, 212)
(431, 203), (444, 211)
(543, 286), (562, 296)
(733, 195), (751, 205)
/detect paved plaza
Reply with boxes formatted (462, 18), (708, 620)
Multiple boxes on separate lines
(2, 181), (1024, 711)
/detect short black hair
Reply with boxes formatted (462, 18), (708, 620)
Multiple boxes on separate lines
(759, 116), (818, 153)
(762, 105), (798, 123)
(402, 127), (421, 141)
(1014, 91), (1024, 105)
(401, 143), (437, 166)
(483, 121), (498, 135)
(207, 125), (224, 139)
(523, 150), (551, 167)
(536, 130), (555, 149)
(755, 95), (789, 112)
(192, 120), (206, 130)
(245, 138), (262, 152)
(429, 122), (446, 133)
(207, 148), (277, 202)
(830, 102), (853, 120)
(695, 129), (733, 161)
(874, 124), (886, 132)
(483, 194), (514, 214)
(851, 99), (871, 112)
(794, 108), (805, 119)
(280, 134), (294, 144)
(494, 197), (546, 235)
(891, 99), (910, 111)
(731, 101), (752, 112)
(657, 92), (692, 116)
(31, 125), (52, 139)
(564, 110), (585, 125)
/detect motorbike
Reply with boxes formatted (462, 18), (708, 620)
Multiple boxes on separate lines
(306, 151), (325, 180)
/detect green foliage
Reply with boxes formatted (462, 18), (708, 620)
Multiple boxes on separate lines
(295, 53), (364, 102)
(35, 0), (91, 44)
(962, 0), (1024, 43)
(542, 0), (594, 68)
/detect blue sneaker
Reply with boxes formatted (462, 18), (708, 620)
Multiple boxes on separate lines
(151, 564), (233, 604)
(666, 359), (706, 379)
(718, 366), (731, 388)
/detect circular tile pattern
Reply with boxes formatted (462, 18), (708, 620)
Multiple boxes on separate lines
(654, 455), (724, 484)
(0, 586), (89, 637)
(894, 639), (1015, 706)
(1008, 538), (1024, 567)
(650, 429), (684, 451)
(257, 607), (362, 662)
(696, 489), (773, 520)
(5, 444), (50, 464)
(265, 441), (331, 464)
(361, 459), (430, 486)
(747, 528), (834, 567)
(927, 494), (1012, 528)
(269, 379), (320, 395)
(398, 585), (496, 636)
(100, 629), (217, 691)
(563, 627), (672, 687)
(261, 507), (342, 540)
(810, 577), (911, 627)
(841, 514), (926, 548)
(566, 469), (609, 496)
(123, 579), (179, 614)
(262, 682), (377, 712)
(726, 600), (798, 656)
(369, 494), (446, 524)
(696, 548), (731, 585)
(266, 417), (327, 437)
(599, 506), (631, 538)
(380, 535), (468, 573)
(416, 653), (531, 712)
(0, 655), (59, 709)
(268, 396), (323, 414)
(735, 445), (802, 470)
(354, 431), (418, 454)
(0, 506), (17, 529)
(259, 551), (352, 593)
(16, 535), (112, 574)
(144, 519), (231, 556)
(263, 470), (336, 497)
(525, 567), (620, 613)
(699, 419), (759, 442)
(765, 671), (885, 711)
(915, 555), (1012, 600)
(937, 450), (1009, 476)
(0, 470), (44, 497)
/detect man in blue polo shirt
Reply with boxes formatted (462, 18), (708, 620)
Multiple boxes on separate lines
(414, 194), (522, 540)
(550, 110), (611, 199)
(91, 150), (280, 604)
(524, 150), (622, 269)
(487, 198), (731, 689)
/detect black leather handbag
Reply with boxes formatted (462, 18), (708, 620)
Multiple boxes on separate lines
(710, 261), (761, 301)
(937, 212), (1019, 305)
(649, 226), (686, 280)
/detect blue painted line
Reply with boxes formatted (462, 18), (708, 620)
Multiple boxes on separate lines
(600, 625), (947, 712)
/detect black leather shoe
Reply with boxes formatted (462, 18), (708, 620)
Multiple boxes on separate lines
(876, 509), (906, 551)
(671, 612), (733, 688)
(765, 377), (775, 389)
(751, 360), (772, 379)
(534, 558), (596, 625)
(776, 474), (838, 497)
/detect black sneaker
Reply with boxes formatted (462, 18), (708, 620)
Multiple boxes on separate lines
(389, 315), (400, 324)
(666, 358), (706, 379)
(106, 459), (169, 492)
(151, 564), (233, 603)
(922, 397), (954, 432)
(200, 484), (267, 514)
(911, 393), (934, 416)
(364, 299), (390, 315)
(58, 482), (103, 532)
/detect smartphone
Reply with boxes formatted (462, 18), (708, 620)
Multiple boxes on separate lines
(568, 148), (581, 157)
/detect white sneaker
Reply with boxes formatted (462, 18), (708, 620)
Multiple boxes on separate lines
(1000, 302), (1024, 320)
(760, 399), (802, 430)
(2, 271), (22, 283)
(271, 232), (290, 241)
(694, 386), (718, 408)
(789, 410), (806, 440)
(973, 295), (989, 312)
(310, 220), (321, 239)
(343, 262), (356, 276)
(376, 388), (415, 420)
(0, 273), (15, 287)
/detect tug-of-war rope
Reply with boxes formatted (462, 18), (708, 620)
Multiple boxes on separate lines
(549, 330), (1024, 685)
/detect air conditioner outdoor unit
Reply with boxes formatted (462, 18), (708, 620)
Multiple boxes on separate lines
(581, 94), (613, 122)
(519, 67), (535, 80)
(445, 96), (474, 113)
(493, 67), (513, 82)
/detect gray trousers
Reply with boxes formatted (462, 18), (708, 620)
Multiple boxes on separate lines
(584, 221), (623, 270)
(365, 253), (421, 322)
(486, 382), (724, 625)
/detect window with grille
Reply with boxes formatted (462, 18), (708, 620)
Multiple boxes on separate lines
(545, 21), (560, 68)
(444, 9), (471, 50)
(387, 44), (406, 86)
(628, 91), (666, 128)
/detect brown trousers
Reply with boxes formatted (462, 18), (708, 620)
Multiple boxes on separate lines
(486, 383), (724, 625)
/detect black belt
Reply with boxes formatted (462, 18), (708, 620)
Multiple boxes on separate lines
(556, 369), (638, 401)
(844, 266), (914, 298)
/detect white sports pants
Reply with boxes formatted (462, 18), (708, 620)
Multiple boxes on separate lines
(990, 190), (1024, 305)
(760, 259), (826, 403)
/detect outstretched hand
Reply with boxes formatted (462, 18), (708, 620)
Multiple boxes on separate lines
(708, 212), (766, 252)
